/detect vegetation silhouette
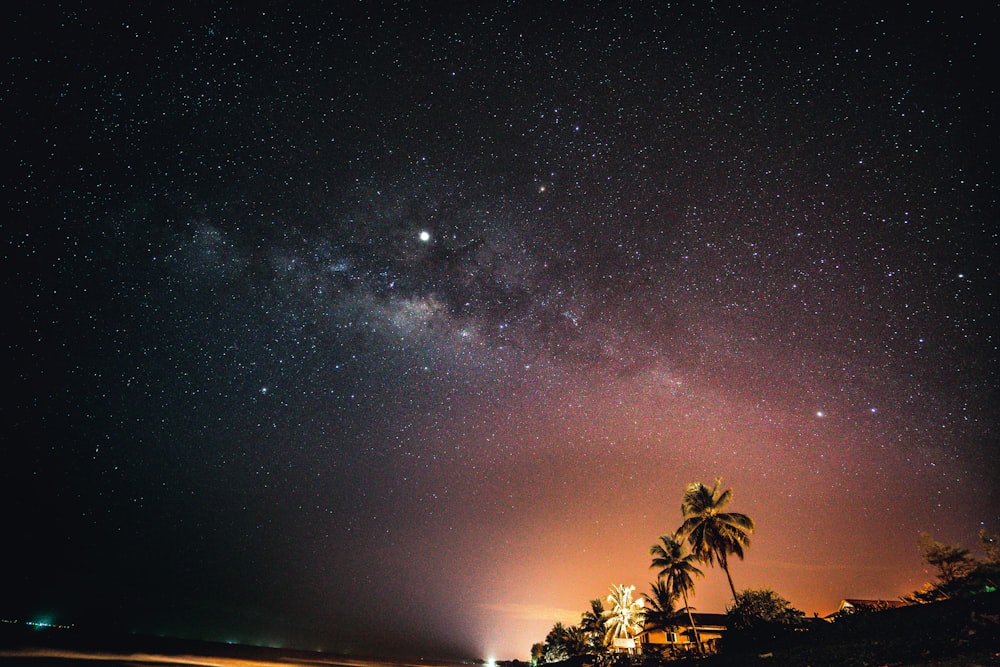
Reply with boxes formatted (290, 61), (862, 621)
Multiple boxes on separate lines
(906, 529), (999, 603)
(649, 533), (704, 656)
(720, 588), (804, 655)
(527, 483), (998, 666)
(677, 479), (754, 602)
(643, 579), (686, 659)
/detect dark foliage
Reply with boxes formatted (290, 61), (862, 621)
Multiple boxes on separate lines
(908, 530), (1000, 603)
(664, 591), (1000, 667)
(720, 588), (804, 655)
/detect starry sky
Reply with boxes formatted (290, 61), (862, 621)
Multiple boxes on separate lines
(3, 1), (997, 662)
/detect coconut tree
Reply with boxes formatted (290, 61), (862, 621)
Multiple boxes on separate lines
(650, 533), (705, 656)
(580, 597), (608, 655)
(542, 622), (571, 663)
(643, 578), (678, 630)
(644, 579), (683, 657)
(564, 625), (589, 658)
(679, 478), (755, 601)
(602, 584), (645, 653)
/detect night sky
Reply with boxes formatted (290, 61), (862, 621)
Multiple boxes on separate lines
(3, 2), (997, 661)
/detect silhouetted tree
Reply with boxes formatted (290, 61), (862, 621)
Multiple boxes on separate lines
(725, 588), (804, 653)
(542, 622), (571, 663)
(643, 579), (678, 631)
(920, 532), (977, 587)
(531, 642), (545, 665)
(910, 530), (1000, 601)
(565, 625), (589, 658)
(649, 533), (704, 655)
(678, 478), (754, 601)
(909, 532), (977, 601)
(580, 598), (609, 656)
(727, 588), (804, 629)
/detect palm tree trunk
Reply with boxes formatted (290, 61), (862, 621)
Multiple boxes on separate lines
(681, 590), (703, 656)
(720, 552), (738, 601)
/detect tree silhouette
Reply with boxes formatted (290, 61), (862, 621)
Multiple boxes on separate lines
(679, 478), (754, 601)
(725, 588), (804, 654)
(580, 597), (609, 655)
(726, 588), (804, 630)
(644, 578), (678, 633)
(650, 533), (705, 655)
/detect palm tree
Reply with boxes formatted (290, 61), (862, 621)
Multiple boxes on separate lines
(564, 625), (589, 658)
(542, 622), (592, 662)
(602, 584), (645, 653)
(643, 578), (677, 630)
(580, 597), (608, 655)
(542, 622), (571, 663)
(650, 533), (705, 656)
(678, 478), (755, 601)
(644, 579), (683, 657)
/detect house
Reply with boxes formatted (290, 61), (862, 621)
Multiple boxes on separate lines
(826, 598), (908, 620)
(637, 613), (728, 655)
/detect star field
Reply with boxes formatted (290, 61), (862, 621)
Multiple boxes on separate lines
(3, 2), (997, 661)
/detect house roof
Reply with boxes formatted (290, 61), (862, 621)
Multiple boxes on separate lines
(639, 612), (729, 633)
(840, 598), (907, 610)
(822, 598), (909, 619)
(690, 612), (728, 627)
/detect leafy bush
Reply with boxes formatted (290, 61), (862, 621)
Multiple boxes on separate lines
(722, 588), (804, 653)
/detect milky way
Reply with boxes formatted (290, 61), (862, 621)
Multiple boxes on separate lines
(4, 2), (997, 661)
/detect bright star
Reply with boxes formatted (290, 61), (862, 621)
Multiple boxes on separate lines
(418, 230), (431, 242)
